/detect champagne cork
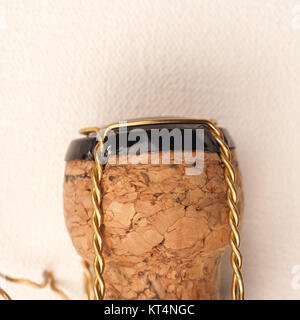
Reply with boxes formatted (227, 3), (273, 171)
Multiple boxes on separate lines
(63, 124), (243, 300)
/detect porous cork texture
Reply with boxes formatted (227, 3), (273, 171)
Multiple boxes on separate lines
(63, 151), (243, 300)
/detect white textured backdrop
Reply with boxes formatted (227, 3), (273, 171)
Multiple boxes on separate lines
(0, 0), (300, 299)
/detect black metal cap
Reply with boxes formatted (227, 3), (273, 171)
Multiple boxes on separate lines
(65, 123), (235, 161)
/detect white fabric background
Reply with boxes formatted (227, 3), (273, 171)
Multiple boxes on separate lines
(0, 0), (300, 299)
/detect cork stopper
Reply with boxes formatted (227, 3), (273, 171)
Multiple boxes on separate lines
(63, 150), (243, 300)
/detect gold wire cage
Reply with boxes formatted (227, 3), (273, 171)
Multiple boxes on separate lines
(0, 118), (244, 300)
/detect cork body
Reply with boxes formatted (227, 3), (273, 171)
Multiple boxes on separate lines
(63, 151), (243, 300)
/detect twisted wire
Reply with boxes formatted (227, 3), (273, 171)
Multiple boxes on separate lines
(0, 287), (11, 300)
(205, 120), (244, 300)
(0, 270), (69, 300)
(91, 133), (105, 300)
